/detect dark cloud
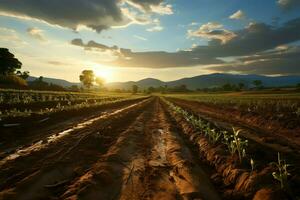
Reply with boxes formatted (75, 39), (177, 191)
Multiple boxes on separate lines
(208, 46), (300, 75)
(71, 38), (118, 51)
(70, 39), (224, 68)
(0, 0), (169, 32)
(70, 17), (300, 74)
(192, 18), (300, 57)
(277, 0), (300, 10)
(112, 48), (224, 68)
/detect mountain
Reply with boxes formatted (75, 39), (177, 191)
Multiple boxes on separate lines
(106, 78), (165, 90)
(105, 73), (300, 90)
(26, 73), (300, 90)
(27, 76), (81, 88)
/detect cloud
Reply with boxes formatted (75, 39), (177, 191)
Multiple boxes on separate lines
(229, 10), (246, 20)
(146, 18), (164, 32)
(47, 61), (69, 66)
(190, 18), (300, 57)
(188, 22), (236, 43)
(208, 46), (300, 75)
(0, 0), (172, 32)
(70, 38), (224, 68)
(70, 17), (300, 75)
(277, 0), (300, 10)
(125, 0), (173, 14)
(27, 27), (47, 41)
(0, 27), (27, 47)
(134, 35), (147, 41)
(71, 38), (118, 52)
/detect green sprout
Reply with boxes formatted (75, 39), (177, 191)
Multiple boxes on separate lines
(272, 152), (290, 189)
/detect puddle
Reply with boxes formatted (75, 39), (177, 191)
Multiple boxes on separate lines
(149, 129), (168, 167)
(0, 99), (149, 167)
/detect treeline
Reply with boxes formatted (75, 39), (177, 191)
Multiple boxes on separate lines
(0, 48), (93, 92)
(130, 84), (190, 94)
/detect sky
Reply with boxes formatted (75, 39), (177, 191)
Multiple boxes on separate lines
(0, 0), (300, 83)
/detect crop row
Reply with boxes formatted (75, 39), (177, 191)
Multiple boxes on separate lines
(162, 98), (292, 191)
(165, 94), (300, 118)
(0, 96), (145, 120)
(0, 89), (131, 105)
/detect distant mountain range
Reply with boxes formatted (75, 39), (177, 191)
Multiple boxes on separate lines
(28, 73), (300, 90)
(106, 73), (300, 90)
(27, 76), (81, 88)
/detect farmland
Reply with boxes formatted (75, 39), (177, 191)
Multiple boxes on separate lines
(0, 90), (300, 200)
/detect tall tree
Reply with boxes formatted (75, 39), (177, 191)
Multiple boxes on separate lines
(79, 70), (95, 89)
(0, 48), (22, 75)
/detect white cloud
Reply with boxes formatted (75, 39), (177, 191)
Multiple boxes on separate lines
(188, 22), (236, 44)
(229, 10), (246, 20)
(147, 25), (163, 32)
(27, 27), (47, 42)
(146, 18), (164, 32)
(134, 35), (147, 41)
(150, 3), (173, 15)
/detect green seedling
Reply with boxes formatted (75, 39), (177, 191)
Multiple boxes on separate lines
(272, 152), (290, 189)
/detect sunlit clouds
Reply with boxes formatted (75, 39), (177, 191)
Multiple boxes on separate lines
(0, 0), (300, 82)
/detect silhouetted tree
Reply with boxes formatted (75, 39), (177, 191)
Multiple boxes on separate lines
(16, 70), (30, 80)
(238, 82), (245, 90)
(253, 80), (263, 89)
(79, 70), (95, 89)
(222, 83), (233, 91)
(132, 85), (138, 94)
(0, 48), (22, 75)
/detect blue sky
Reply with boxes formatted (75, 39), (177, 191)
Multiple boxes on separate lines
(1, 0), (300, 82)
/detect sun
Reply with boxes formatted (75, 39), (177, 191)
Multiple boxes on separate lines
(93, 65), (114, 82)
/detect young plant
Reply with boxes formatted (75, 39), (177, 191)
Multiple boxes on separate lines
(250, 158), (255, 173)
(229, 128), (248, 163)
(272, 152), (290, 189)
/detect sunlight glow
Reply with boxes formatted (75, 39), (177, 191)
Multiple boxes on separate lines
(92, 64), (114, 82)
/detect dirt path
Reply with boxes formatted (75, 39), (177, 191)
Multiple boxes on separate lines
(61, 98), (220, 200)
(0, 97), (221, 200)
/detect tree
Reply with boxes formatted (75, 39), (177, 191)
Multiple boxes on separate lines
(147, 86), (155, 94)
(132, 85), (138, 94)
(0, 48), (22, 75)
(16, 70), (30, 80)
(79, 70), (95, 89)
(238, 82), (245, 90)
(253, 80), (263, 89)
(95, 77), (105, 88)
(222, 83), (233, 91)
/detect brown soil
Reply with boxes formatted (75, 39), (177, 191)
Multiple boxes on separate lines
(166, 97), (300, 153)
(164, 98), (300, 199)
(0, 98), (148, 156)
(0, 96), (299, 200)
(0, 97), (221, 200)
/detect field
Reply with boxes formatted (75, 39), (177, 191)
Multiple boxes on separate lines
(0, 90), (300, 200)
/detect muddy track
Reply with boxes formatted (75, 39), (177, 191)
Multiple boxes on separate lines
(0, 97), (221, 200)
